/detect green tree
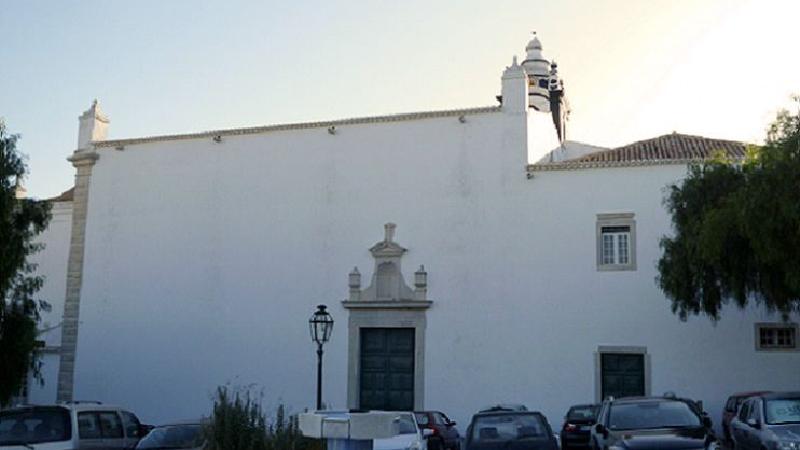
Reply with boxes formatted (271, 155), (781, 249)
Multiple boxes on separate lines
(658, 101), (800, 320)
(0, 120), (51, 406)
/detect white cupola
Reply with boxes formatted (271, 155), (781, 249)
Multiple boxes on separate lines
(521, 32), (552, 112)
(522, 33), (550, 76)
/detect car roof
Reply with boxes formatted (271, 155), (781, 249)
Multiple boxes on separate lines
(65, 403), (127, 412)
(568, 404), (599, 409)
(607, 397), (688, 404)
(730, 391), (772, 398)
(154, 420), (208, 427)
(473, 411), (543, 419)
(759, 391), (800, 400)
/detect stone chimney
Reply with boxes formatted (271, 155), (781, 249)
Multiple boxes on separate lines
(77, 100), (109, 150)
(501, 56), (528, 114)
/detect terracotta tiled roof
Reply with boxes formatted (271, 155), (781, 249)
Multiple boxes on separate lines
(50, 187), (74, 202)
(529, 133), (748, 172)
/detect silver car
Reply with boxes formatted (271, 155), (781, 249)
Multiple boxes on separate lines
(0, 402), (144, 450)
(374, 412), (432, 450)
(135, 421), (206, 450)
(730, 392), (800, 450)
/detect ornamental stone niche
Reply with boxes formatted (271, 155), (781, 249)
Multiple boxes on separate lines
(342, 223), (431, 411)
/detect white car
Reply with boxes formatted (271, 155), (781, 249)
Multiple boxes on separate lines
(0, 401), (144, 450)
(374, 412), (432, 450)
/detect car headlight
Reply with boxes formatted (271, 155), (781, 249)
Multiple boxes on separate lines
(775, 441), (800, 450)
(409, 441), (422, 450)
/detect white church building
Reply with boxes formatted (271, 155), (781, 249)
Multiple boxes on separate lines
(26, 35), (799, 428)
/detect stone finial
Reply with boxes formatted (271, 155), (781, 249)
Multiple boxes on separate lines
(414, 265), (428, 301)
(384, 223), (397, 243)
(414, 265), (427, 288)
(349, 266), (362, 301)
(349, 267), (361, 289)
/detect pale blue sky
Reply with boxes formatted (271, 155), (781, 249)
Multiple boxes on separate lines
(2, 0), (798, 198)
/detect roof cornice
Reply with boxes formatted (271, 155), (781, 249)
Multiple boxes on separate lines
(526, 156), (745, 172)
(94, 106), (501, 148)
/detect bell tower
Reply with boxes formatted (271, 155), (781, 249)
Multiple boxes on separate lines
(520, 32), (569, 142)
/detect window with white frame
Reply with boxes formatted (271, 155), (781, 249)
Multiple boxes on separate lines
(597, 213), (636, 271)
(756, 323), (798, 351)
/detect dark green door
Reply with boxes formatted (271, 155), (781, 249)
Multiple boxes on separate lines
(601, 353), (645, 399)
(359, 328), (415, 411)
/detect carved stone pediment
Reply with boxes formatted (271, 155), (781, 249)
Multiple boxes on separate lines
(343, 223), (431, 310)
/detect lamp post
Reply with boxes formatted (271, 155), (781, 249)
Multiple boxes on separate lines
(309, 304), (333, 411)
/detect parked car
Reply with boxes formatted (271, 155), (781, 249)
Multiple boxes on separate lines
(0, 401), (146, 450)
(560, 404), (599, 450)
(722, 391), (772, 443)
(589, 396), (718, 450)
(415, 411), (461, 450)
(375, 412), (432, 450)
(729, 391), (800, 450)
(136, 421), (206, 450)
(465, 409), (557, 450)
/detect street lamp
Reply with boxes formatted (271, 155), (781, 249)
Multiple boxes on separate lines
(309, 304), (334, 410)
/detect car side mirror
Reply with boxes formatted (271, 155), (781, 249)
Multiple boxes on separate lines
(746, 418), (760, 429)
(702, 416), (713, 429)
(595, 424), (608, 438)
(423, 429), (434, 438)
(447, 421), (457, 427)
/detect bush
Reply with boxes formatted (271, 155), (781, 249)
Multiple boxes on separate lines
(205, 386), (322, 450)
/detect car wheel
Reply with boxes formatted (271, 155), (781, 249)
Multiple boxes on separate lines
(451, 441), (461, 450)
(428, 438), (444, 450)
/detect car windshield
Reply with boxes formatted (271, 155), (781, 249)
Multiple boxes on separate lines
(396, 415), (418, 435)
(0, 408), (71, 445)
(764, 399), (800, 425)
(608, 401), (701, 431)
(136, 424), (205, 449)
(471, 414), (547, 442)
(567, 406), (598, 422)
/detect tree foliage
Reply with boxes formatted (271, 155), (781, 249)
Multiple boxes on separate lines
(0, 120), (51, 406)
(658, 101), (800, 320)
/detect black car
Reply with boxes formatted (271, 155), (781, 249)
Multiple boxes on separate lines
(729, 391), (800, 450)
(415, 411), (461, 450)
(465, 410), (558, 450)
(560, 404), (599, 450)
(589, 396), (718, 450)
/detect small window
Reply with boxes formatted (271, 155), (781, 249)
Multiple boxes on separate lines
(596, 213), (636, 271)
(98, 412), (123, 439)
(78, 413), (101, 440)
(746, 400), (760, 423)
(120, 411), (141, 438)
(756, 323), (798, 351)
(738, 401), (750, 421)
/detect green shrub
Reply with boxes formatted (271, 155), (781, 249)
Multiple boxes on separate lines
(205, 386), (322, 450)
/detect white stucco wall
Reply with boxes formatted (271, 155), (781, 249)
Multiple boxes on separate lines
(27, 201), (72, 403)
(64, 106), (798, 432)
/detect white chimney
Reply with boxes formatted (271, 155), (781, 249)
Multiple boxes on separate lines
(14, 177), (27, 199)
(77, 100), (109, 150)
(501, 56), (528, 114)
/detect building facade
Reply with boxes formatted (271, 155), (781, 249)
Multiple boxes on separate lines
(28, 36), (799, 429)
